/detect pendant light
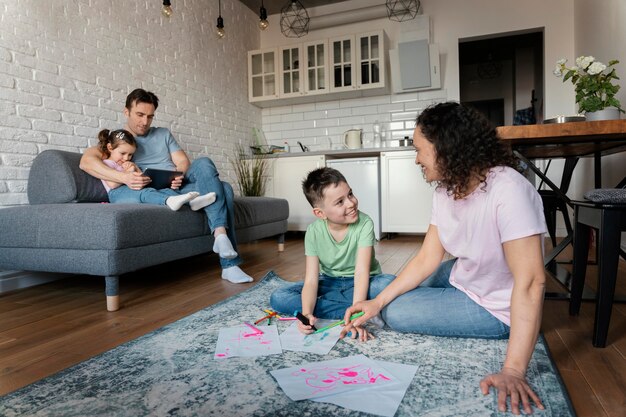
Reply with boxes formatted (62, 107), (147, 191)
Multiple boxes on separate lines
(280, 0), (309, 38)
(259, 0), (269, 30)
(216, 0), (225, 38)
(386, 0), (420, 22)
(161, 0), (173, 17)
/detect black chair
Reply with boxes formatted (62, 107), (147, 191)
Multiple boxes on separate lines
(538, 157), (579, 248)
(569, 185), (626, 347)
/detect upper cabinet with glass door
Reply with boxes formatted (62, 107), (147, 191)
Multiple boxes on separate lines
(248, 30), (387, 106)
(357, 31), (385, 90)
(279, 45), (303, 98)
(303, 39), (329, 96)
(330, 30), (386, 93)
(248, 48), (279, 102)
(329, 34), (356, 93)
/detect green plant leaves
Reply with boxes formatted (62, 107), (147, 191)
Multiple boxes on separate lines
(231, 145), (269, 197)
(556, 58), (623, 113)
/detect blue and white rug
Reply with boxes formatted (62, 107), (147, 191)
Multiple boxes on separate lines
(0, 271), (575, 417)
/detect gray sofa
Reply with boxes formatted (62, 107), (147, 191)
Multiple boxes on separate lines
(0, 150), (289, 311)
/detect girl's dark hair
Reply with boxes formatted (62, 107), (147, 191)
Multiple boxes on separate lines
(416, 101), (520, 199)
(302, 167), (347, 207)
(125, 88), (159, 110)
(97, 129), (136, 158)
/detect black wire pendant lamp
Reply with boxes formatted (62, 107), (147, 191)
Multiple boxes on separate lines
(386, 0), (421, 22)
(280, 0), (309, 38)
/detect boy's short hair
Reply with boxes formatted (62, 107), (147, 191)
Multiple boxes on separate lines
(302, 167), (347, 207)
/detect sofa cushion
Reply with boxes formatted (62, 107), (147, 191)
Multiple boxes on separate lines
(0, 204), (210, 250)
(233, 196), (289, 228)
(28, 150), (108, 204)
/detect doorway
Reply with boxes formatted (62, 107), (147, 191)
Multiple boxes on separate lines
(459, 29), (544, 126)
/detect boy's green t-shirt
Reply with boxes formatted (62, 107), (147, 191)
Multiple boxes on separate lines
(304, 211), (382, 277)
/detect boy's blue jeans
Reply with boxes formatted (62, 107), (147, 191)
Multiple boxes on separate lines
(381, 259), (511, 339)
(270, 273), (396, 319)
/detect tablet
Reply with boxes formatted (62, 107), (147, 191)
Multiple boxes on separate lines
(142, 168), (183, 189)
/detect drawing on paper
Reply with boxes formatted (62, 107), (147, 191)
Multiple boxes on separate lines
(293, 363), (392, 395)
(214, 324), (282, 359)
(279, 320), (342, 354)
(270, 355), (396, 401)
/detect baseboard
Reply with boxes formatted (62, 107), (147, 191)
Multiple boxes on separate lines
(0, 270), (70, 294)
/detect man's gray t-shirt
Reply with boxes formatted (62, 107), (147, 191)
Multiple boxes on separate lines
(132, 127), (182, 171)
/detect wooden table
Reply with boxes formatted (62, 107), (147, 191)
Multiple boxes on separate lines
(498, 119), (626, 186)
(496, 119), (626, 299)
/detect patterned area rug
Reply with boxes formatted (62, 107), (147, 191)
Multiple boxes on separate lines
(1, 271), (575, 417)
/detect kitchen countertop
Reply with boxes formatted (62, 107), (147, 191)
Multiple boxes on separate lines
(264, 146), (415, 159)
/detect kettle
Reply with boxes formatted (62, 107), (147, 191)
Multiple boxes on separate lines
(344, 129), (363, 149)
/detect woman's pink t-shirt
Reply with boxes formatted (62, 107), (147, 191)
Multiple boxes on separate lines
(431, 166), (547, 325)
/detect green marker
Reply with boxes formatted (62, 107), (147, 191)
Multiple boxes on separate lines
(313, 311), (365, 334)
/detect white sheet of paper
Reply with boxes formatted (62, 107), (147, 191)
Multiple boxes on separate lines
(270, 354), (396, 401)
(214, 324), (282, 359)
(313, 360), (419, 417)
(279, 320), (342, 354)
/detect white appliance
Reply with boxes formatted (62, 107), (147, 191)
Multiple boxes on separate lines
(326, 157), (382, 240)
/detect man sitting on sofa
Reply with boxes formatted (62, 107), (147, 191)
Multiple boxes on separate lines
(80, 88), (253, 284)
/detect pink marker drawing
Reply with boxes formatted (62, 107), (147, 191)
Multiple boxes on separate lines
(243, 321), (265, 336)
(293, 364), (392, 395)
(214, 324), (282, 359)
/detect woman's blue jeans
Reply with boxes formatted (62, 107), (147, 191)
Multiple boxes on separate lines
(381, 259), (510, 339)
(178, 157), (241, 269)
(270, 274), (396, 319)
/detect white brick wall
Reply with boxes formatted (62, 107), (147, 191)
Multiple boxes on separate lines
(0, 0), (262, 206)
(261, 90), (448, 153)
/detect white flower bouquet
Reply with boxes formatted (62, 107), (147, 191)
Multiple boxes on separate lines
(554, 56), (623, 113)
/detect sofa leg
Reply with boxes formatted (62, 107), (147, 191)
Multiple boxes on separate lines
(105, 276), (120, 312)
(277, 233), (285, 252)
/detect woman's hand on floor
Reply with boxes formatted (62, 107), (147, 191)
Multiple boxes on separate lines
(339, 323), (375, 342)
(479, 367), (544, 415)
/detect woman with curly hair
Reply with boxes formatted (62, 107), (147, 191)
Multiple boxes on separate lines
(344, 102), (547, 414)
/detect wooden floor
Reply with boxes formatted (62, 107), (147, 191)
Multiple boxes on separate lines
(0, 234), (625, 416)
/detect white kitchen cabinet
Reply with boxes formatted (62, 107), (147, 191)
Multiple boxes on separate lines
(330, 30), (386, 93)
(279, 45), (303, 98)
(266, 154), (326, 231)
(248, 48), (279, 102)
(380, 150), (434, 233)
(356, 31), (385, 90)
(278, 40), (329, 98)
(329, 34), (356, 92)
(249, 31), (386, 106)
(303, 39), (329, 96)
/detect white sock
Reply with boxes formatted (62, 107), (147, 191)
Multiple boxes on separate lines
(221, 266), (253, 283)
(165, 192), (199, 211)
(213, 233), (238, 259)
(190, 192), (216, 211)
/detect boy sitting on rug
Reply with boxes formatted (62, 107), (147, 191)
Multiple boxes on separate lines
(269, 167), (394, 341)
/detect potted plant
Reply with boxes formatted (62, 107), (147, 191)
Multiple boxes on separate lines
(554, 56), (623, 120)
(231, 145), (269, 197)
